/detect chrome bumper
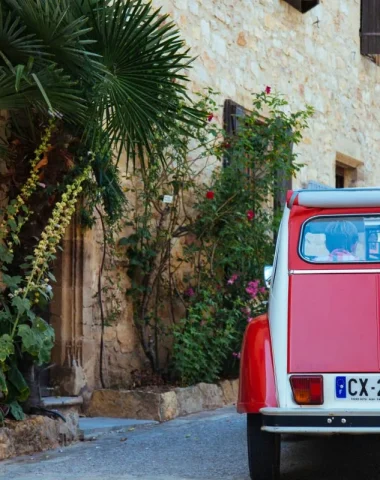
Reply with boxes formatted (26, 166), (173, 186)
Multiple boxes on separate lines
(260, 407), (380, 434)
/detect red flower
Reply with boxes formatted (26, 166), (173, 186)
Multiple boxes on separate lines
(247, 210), (255, 221)
(206, 191), (215, 200)
(222, 142), (231, 149)
(265, 86), (271, 94)
(207, 113), (214, 122)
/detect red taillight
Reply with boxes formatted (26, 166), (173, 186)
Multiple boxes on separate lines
(290, 375), (324, 405)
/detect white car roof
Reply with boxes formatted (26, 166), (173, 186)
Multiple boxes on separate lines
(289, 188), (380, 209)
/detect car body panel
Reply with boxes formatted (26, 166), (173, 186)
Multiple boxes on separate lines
(237, 314), (277, 413)
(288, 272), (380, 373)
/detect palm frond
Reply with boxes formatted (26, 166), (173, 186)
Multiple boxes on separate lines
(0, 4), (44, 65)
(5, 0), (101, 78)
(0, 61), (86, 123)
(77, 0), (205, 163)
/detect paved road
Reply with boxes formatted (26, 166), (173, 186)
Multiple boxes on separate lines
(2, 406), (380, 479)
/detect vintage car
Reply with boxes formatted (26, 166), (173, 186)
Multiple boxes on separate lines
(238, 188), (380, 479)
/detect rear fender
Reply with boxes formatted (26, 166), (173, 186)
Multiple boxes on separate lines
(237, 313), (278, 413)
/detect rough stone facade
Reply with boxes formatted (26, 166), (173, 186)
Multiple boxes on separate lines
(51, 0), (380, 397)
(153, 0), (379, 189)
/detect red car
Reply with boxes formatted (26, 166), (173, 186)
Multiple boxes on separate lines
(238, 188), (380, 479)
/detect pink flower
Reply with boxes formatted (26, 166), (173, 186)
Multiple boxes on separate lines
(241, 306), (251, 316)
(246, 280), (260, 299)
(206, 191), (215, 200)
(265, 86), (271, 94)
(38, 182), (46, 188)
(227, 274), (239, 285)
(233, 352), (241, 359)
(259, 287), (266, 294)
(246, 210), (255, 221)
(207, 113), (214, 122)
(247, 317), (253, 323)
(184, 287), (195, 297)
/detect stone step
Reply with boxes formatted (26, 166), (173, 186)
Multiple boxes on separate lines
(41, 396), (83, 444)
(86, 379), (239, 422)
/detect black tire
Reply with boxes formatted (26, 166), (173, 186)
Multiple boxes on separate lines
(247, 413), (281, 480)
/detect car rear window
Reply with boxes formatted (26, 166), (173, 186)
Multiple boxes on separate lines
(300, 215), (380, 263)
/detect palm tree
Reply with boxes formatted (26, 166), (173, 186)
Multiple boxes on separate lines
(0, 0), (205, 417)
(0, 0), (203, 161)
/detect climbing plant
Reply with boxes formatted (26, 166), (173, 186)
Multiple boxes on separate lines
(120, 89), (313, 385)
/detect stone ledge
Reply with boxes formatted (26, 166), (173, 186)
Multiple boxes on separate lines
(0, 414), (78, 461)
(86, 379), (239, 422)
(42, 396), (83, 408)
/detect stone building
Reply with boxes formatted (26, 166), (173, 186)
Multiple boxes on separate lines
(49, 0), (380, 402)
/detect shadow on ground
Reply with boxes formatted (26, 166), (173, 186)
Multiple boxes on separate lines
(281, 434), (380, 480)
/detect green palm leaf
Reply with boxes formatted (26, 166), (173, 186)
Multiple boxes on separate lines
(75, 0), (204, 162)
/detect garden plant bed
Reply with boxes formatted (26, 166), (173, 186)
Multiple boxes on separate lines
(87, 379), (239, 422)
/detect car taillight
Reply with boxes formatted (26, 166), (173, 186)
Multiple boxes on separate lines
(290, 375), (324, 405)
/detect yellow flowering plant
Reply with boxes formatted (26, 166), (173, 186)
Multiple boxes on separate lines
(0, 135), (93, 420)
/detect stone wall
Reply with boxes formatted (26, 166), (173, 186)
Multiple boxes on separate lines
(152, 0), (380, 188)
(52, 0), (380, 396)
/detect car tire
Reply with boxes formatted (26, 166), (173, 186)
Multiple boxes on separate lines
(247, 413), (281, 480)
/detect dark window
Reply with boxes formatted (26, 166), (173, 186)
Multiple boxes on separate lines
(361, 0), (380, 56)
(223, 99), (246, 168)
(223, 99), (246, 136)
(336, 166), (345, 189)
(283, 0), (319, 14)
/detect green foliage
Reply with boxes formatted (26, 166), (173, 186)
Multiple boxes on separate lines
(18, 318), (55, 365)
(0, 134), (92, 416)
(0, 0), (205, 416)
(119, 89), (313, 385)
(121, 91), (220, 373)
(8, 400), (25, 420)
(172, 289), (238, 385)
(0, 0), (205, 161)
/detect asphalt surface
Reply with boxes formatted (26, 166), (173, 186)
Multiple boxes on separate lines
(2, 406), (380, 479)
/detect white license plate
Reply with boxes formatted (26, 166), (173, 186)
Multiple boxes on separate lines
(336, 376), (380, 401)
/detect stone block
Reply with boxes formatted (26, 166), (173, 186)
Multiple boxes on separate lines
(198, 383), (224, 410)
(175, 385), (203, 417)
(159, 391), (179, 421)
(0, 416), (60, 460)
(88, 389), (163, 421)
(219, 380), (238, 405)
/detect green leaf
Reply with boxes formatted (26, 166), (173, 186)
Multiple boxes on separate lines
(8, 400), (25, 420)
(2, 274), (22, 290)
(7, 363), (29, 402)
(11, 297), (30, 315)
(0, 244), (13, 264)
(18, 318), (55, 365)
(0, 334), (14, 362)
(47, 271), (56, 282)
(0, 369), (7, 394)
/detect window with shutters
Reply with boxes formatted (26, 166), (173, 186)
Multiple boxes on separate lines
(361, 0), (380, 62)
(283, 0), (319, 14)
(223, 99), (246, 168)
(222, 99), (292, 211)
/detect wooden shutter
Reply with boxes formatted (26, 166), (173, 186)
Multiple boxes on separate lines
(223, 100), (245, 167)
(223, 99), (245, 136)
(361, 0), (380, 55)
(284, 0), (319, 13)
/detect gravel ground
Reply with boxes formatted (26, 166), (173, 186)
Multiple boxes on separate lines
(2, 406), (380, 479)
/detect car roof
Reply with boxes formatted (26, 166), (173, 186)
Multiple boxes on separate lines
(287, 188), (380, 209)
